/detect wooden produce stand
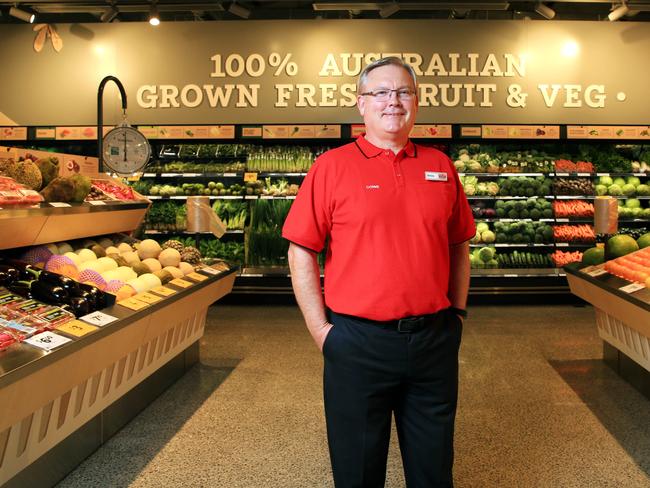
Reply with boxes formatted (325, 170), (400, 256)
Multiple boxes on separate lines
(566, 264), (650, 398)
(0, 201), (236, 487)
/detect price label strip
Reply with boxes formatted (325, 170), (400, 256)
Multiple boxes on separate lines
(24, 331), (72, 351)
(134, 292), (162, 304)
(56, 320), (98, 337)
(117, 297), (150, 311)
(200, 266), (221, 275)
(186, 272), (208, 282)
(584, 266), (608, 277)
(169, 278), (193, 288)
(619, 282), (645, 294)
(79, 311), (119, 327)
(150, 285), (176, 297)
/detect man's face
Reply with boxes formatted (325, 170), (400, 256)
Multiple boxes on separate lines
(357, 64), (418, 140)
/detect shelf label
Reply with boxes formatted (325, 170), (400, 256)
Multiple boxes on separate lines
(35, 127), (56, 139)
(88, 200), (107, 206)
(351, 124), (365, 137)
(567, 125), (650, 140)
(24, 331), (72, 351)
(56, 320), (98, 337)
(244, 172), (258, 182)
(583, 265), (608, 277)
(409, 124), (451, 138)
(556, 243), (569, 247)
(460, 126), (482, 137)
(186, 272), (208, 282)
(80, 311), (118, 327)
(137, 126), (159, 138)
(134, 292), (162, 304)
(50, 202), (71, 207)
(169, 278), (193, 288)
(200, 266), (221, 275)
(242, 126), (263, 138)
(245, 195), (258, 200)
(314, 124), (341, 138)
(150, 285), (176, 297)
(118, 296), (149, 311)
(0, 126), (27, 140)
(482, 125), (559, 139)
(619, 282), (645, 293)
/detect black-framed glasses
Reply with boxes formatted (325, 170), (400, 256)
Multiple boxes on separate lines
(360, 88), (416, 101)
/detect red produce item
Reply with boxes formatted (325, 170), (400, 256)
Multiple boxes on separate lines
(91, 180), (137, 200)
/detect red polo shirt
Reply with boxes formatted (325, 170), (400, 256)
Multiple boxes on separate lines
(282, 135), (475, 321)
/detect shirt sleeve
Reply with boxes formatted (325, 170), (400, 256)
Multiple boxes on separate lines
(282, 157), (332, 253)
(446, 157), (476, 245)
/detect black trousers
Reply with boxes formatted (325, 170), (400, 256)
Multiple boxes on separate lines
(323, 309), (462, 488)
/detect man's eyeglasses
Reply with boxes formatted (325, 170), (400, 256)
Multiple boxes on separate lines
(360, 88), (416, 101)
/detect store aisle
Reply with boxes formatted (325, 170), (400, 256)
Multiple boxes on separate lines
(57, 304), (650, 488)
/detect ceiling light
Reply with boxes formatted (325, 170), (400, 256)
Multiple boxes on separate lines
(229, 2), (251, 19)
(149, 2), (160, 25)
(379, 2), (400, 18)
(608, 2), (629, 21)
(9, 6), (35, 23)
(534, 2), (555, 20)
(100, 6), (119, 23)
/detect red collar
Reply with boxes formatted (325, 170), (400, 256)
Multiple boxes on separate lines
(355, 134), (416, 159)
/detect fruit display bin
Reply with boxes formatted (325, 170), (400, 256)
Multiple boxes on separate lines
(0, 200), (150, 251)
(566, 264), (650, 397)
(0, 266), (236, 487)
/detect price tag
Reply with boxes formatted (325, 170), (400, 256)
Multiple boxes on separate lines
(24, 331), (72, 351)
(50, 202), (72, 207)
(200, 266), (220, 275)
(56, 320), (98, 337)
(619, 282), (645, 294)
(169, 278), (193, 288)
(79, 311), (118, 327)
(88, 200), (107, 206)
(244, 172), (258, 182)
(223, 172), (237, 177)
(577, 173), (591, 177)
(134, 292), (162, 304)
(150, 285), (176, 297)
(556, 243), (569, 247)
(186, 272), (208, 282)
(245, 195), (258, 200)
(587, 267), (608, 277)
(118, 297), (149, 311)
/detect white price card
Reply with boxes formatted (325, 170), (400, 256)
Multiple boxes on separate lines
(200, 266), (220, 275)
(79, 311), (119, 327)
(50, 202), (71, 207)
(619, 282), (645, 294)
(587, 267), (608, 277)
(24, 331), (72, 351)
(88, 200), (106, 206)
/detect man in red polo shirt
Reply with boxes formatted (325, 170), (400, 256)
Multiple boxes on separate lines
(283, 56), (475, 487)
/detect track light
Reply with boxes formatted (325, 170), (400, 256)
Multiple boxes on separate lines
(534, 2), (555, 20)
(100, 6), (119, 23)
(608, 2), (629, 21)
(9, 6), (35, 23)
(379, 2), (400, 18)
(149, 2), (160, 25)
(228, 2), (251, 19)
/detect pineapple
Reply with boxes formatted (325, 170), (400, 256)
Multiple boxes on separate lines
(181, 246), (201, 264)
(162, 239), (184, 252)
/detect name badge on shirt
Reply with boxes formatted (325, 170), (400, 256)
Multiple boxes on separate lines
(425, 171), (448, 182)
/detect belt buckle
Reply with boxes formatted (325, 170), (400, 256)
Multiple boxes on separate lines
(397, 316), (423, 333)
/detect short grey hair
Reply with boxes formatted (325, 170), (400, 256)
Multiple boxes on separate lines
(357, 56), (418, 93)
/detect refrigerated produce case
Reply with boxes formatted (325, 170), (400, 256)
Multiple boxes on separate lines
(0, 199), (236, 487)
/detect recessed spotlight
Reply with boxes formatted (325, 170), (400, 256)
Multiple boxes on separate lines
(608, 2), (629, 21)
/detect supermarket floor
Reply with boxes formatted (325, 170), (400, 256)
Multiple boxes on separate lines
(57, 304), (650, 488)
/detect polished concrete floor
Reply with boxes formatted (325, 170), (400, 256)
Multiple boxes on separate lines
(57, 304), (650, 488)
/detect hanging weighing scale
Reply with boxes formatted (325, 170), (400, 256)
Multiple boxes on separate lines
(102, 117), (151, 175)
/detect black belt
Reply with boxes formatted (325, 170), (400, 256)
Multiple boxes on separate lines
(335, 310), (445, 333)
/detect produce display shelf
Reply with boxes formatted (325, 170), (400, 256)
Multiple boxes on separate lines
(474, 218), (553, 222)
(459, 172), (549, 177)
(555, 195), (650, 200)
(156, 155), (247, 162)
(467, 195), (554, 200)
(256, 172), (309, 177)
(471, 268), (559, 277)
(554, 242), (596, 247)
(144, 229), (244, 235)
(0, 201), (150, 250)
(472, 243), (554, 248)
(596, 173), (648, 177)
(0, 267), (237, 486)
(144, 172), (245, 178)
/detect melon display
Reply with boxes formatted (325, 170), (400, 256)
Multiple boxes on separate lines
(637, 233), (650, 249)
(121, 250), (141, 265)
(57, 242), (74, 254)
(96, 257), (118, 271)
(138, 273), (162, 290)
(117, 242), (132, 254)
(142, 258), (162, 273)
(137, 239), (162, 260)
(163, 266), (184, 279)
(63, 251), (83, 266)
(581, 247), (605, 266)
(105, 246), (120, 255)
(77, 248), (97, 262)
(178, 262), (194, 276)
(158, 248), (181, 268)
(606, 234), (639, 258)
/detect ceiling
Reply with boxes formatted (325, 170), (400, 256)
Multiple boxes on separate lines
(0, 0), (649, 23)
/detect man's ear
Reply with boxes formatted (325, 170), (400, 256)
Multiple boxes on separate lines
(357, 95), (366, 117)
